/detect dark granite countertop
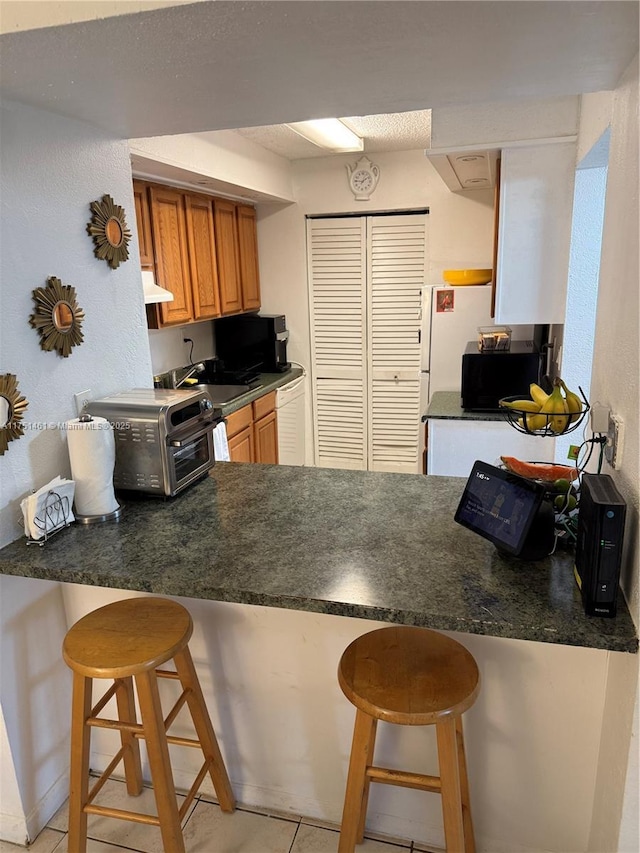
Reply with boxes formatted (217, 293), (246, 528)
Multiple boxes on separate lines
(216, 367), (304, 416)
(0, 465), (636, 653)
(422, 391), (510, 423)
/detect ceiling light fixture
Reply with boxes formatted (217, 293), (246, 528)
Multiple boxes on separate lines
(285, 118), (363, 153)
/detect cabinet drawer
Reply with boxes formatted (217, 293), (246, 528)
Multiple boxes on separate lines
(252, 391), (276, 422)
(225, 404), (252, 438)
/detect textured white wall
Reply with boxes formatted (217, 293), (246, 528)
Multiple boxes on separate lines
(0, 100), (153, 549)
(555, 163), (608, 464)
(0, 100), (153, 841)
(147, 321), (215, 377)
(585, 53), (639, 853)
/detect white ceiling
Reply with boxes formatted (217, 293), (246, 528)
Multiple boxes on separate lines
(231, 111), (432, 160)
(0, 2), (637, 145)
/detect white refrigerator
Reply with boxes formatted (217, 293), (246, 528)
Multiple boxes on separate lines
(419, 285), (533, 413)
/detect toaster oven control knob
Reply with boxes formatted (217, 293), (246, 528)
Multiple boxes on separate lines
(201, 398), (213, 411)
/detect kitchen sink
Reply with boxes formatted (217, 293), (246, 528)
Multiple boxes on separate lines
(189, 384), (255, 404)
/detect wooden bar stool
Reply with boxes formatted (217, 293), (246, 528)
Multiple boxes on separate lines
(63, 597), (235, 853)
(337, 626), (480, 853)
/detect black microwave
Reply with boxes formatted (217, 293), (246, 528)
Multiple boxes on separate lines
(461, 340), (541, 411)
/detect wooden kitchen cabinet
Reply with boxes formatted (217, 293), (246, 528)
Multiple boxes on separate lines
(132, 180), (154, 269)
(133, 179), (260, 327)
(185, 192), (221, 320)
(214, 199), (243, 315)
(225, 392), (278, 464)
(148, 184), (194, 326)
(493, 141), (576, 325)
(228, 426), (255, 462)
(253, 392), (278, 464)
(214, 199), (262, 315)
(236, 204), (261, 311)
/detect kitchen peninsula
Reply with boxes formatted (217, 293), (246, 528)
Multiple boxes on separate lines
(0, 464), (637, 852)
(0, 464), (635, 653)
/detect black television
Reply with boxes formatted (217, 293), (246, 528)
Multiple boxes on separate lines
(454, 460), (552, 558)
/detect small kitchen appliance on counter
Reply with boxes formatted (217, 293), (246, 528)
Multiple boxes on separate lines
(214, 313), (290, 378)
(86, 388), (222, 497)
(461, 340), (541, 411)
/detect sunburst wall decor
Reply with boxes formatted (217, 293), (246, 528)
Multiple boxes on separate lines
(86, 193), (131, 269)
(0, 373), (29, 456)
(30, 276), (85, 358)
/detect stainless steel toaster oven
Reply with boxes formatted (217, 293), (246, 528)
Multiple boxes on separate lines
(86, 388), (221, 496)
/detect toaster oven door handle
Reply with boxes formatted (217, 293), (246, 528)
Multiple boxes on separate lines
(169, 422), (215, 448)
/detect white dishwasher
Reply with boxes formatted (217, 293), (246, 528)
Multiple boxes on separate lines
(276, 374), (306, 465)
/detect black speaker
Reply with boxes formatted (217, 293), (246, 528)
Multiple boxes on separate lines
(574, 474), (626, 617)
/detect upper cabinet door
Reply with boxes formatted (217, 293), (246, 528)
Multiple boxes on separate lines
(149, 186), (194, 325)
(132, 180), (154, 269)
(236, 204), (261, 311)
(185, 193), (220, 320)
(495, 142), (576, 325)
(214, 199), (243, 315)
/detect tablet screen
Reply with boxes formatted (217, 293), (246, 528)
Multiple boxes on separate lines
(454, 460), (545, 556)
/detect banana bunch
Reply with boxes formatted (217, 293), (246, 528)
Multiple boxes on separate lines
(500, 378), (583, 433)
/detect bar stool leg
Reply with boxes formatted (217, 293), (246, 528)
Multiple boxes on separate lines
(436, 716), (465, 853)
(455, 717), (475, 853)
(135, 669), (185, 853)
(356, 715), (377, 844)
(68, 673), (93, 853)
(338, 709), (377, 853)
(173, 647), (235, 813)
(115, 677), (143, 796)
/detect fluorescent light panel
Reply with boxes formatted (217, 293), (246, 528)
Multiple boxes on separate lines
(286, 118), (363, 152)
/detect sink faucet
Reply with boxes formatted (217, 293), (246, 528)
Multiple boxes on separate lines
(171, 362), (205, 389)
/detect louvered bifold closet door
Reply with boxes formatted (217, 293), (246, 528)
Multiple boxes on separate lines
(307, 218), (367, 469)
(367, 215), (427, 473)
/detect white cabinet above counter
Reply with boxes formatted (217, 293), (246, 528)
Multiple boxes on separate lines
(494, 142), (576, 326)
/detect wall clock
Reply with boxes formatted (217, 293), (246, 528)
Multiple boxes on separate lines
(347, 156), (380, 201)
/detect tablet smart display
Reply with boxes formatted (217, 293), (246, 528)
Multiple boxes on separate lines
(454, 460), (546, 556)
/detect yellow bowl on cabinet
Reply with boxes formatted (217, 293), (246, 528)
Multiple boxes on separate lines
(442, 269), (493, 286)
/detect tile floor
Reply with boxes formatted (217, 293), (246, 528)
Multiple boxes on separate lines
(0, 778), (440, 853)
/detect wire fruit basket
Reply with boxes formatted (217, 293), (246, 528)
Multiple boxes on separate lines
(498, 387), (590, 436)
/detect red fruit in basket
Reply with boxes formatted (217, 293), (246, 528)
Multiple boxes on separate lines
(500, 456), (579, 483)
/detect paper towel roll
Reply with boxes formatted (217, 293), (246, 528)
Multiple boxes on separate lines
(66, 416), (120, 517)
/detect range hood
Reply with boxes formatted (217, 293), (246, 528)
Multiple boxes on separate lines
(425, 147), (499, 192)
(142, 270), (174, 304)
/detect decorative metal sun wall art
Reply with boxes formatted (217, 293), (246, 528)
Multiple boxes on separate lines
(30, 276), (85, 358)
(86, 193), (132, 269)
(0, 373), (29, 456)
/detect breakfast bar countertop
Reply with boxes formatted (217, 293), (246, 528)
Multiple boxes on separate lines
(0, 465), (636, 653)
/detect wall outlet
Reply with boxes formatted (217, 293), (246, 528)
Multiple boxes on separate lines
(590, 404), (610, 434)
(605, 413), (624, 469)
(74, 390), (92, 417)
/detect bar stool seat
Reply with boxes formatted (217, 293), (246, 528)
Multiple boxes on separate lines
(63, 597), (235, 853)
(337, 625), (480, 853)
